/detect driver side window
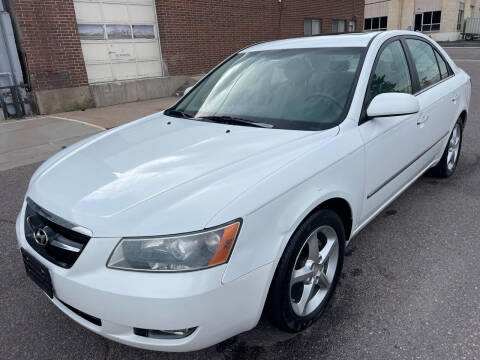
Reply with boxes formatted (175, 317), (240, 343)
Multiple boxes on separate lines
(370, 41), (412, 101)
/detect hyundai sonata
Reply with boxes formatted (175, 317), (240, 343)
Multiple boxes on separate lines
(17, 30), (470, 351)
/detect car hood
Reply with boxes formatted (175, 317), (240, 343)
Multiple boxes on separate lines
(28, 113), (338, 237)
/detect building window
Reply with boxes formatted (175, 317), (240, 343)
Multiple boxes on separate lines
(106, 25), (132, 40)
(348, 20), (356, 32)
(332, 20), (346, 33)
(418, 11), (441, 32)
(133, 25), (155, 39)
(304, 19), (322, 36)
(364, 17), (388, 31)
(457, 9), (464, 31)
(78, 24), (105, 40)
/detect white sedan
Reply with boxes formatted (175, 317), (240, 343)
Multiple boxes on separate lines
(17, 30), (470, 352)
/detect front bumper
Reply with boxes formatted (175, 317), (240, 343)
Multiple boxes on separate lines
(16, 203), (273, 352)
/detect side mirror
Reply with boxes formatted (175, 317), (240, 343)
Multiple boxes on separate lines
(367, 93), (420, 118)
(184, 86), (194, 96)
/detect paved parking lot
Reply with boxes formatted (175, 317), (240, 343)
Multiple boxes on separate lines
(1, 47), (480, 359)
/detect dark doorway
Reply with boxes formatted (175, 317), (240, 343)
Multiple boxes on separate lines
(414, 13), (422, 31)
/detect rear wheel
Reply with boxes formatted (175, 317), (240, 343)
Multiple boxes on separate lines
(268, 209), (345, 332)
(428, 120), (462, 178)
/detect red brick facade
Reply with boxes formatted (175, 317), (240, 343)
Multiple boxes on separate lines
(7, 0), (363, 91)
(156, 0), (364, 76)
(9, 0), (88, 91)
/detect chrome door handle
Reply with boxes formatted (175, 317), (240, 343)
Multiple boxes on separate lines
(417, 114), (428, 126)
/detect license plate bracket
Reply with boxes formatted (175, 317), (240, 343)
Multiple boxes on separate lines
(21, 248), (53, 298)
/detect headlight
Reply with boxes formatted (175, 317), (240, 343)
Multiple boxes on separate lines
(107, 220), (241, 272)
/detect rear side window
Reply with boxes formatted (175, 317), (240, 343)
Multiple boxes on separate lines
(370, 40), (412, 100)
(405, 39), (441, 90)
(434, 50), (450, 79)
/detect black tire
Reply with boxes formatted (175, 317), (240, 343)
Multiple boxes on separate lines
(267, 209), (345, 332)
(427, 119), (463, 178)
(465, 34), (473, 41)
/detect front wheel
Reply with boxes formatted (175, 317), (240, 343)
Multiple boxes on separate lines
(268, 209), (345, 332)
(428, 120), (463, 178)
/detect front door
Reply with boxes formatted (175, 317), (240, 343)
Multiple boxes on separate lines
(359, 40), (424, 222)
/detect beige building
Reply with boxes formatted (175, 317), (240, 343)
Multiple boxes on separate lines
(364, 0), (480, 41)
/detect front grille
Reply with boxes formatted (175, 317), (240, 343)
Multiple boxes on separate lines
(24, 198), (91, 268)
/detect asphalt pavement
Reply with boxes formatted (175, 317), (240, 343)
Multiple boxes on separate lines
(1, 47), (480, 360)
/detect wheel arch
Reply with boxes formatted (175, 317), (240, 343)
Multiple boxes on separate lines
(263, 196), (353, 321)
(304, 197), (353, 241)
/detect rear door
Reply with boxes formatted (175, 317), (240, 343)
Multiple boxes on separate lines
(404, 38), (459, 164)
(359, 39), (424, 222)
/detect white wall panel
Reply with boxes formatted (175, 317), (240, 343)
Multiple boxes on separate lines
(365, 1), (389, 18)
(415, 0), (443, 12)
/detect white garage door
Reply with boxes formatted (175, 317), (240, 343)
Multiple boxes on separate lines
(74, 0), (163, 84)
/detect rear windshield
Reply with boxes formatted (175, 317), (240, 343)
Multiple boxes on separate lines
(170, 47), (365, 130)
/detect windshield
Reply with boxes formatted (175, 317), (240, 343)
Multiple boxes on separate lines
(168, 47), (365, 130)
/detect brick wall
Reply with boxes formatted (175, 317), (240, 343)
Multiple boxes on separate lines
(8, 0), (88, 91)
(155, 0), (364, 76)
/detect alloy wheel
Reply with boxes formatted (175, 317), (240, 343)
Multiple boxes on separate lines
(447, 123), (461, 172)
(290, 225), (339, 316)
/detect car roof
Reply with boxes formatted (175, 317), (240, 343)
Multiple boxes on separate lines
(243, 32), (381, 52)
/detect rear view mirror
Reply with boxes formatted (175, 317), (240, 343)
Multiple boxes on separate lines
(367, 93), (420, 118)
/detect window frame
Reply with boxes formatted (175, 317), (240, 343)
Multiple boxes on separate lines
(167, 46), (373, 131)
(304, 18), (322, 36)
(368, 40), (414, 102)
(457, 9), (464, 31)
(348, 20), (356, 32)
(332, 20), (346, 33)
(364, 16), (388, 31)
(402, 36), (454, 95)
(360, 36), (417, 125)
(360, 35), (455, 125)
(419, 11), (442, 32)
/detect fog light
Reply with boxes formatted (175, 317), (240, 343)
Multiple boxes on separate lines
(133, 327), (197, 339)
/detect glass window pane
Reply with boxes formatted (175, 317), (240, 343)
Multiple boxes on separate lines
(372, 17), (380, 29)
(432, 11), (441, 24)
(174, 48), (364, 130)
(434, 50), (449, 78)
(457, 10), (464, 30)
(304, 19), (312, 36)
(422, 25), (431, 32)
(78, 24), (104, 40)
(370, 41), (412, 100)
(423, 12), (432, 25)
(312, 19), (321, 35)
(365, 18), (372, 30)
(406, 39), (441, 90)
(431, 24), (440, 31)
(133, 25), (155, 39)
(106, 25), (132, 40)
(380, 16), (388, 29)
(332, 20), (345, 33)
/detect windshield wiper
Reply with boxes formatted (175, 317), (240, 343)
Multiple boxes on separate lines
(198, 116), (274, 128)
(164, 109), (193, 119)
